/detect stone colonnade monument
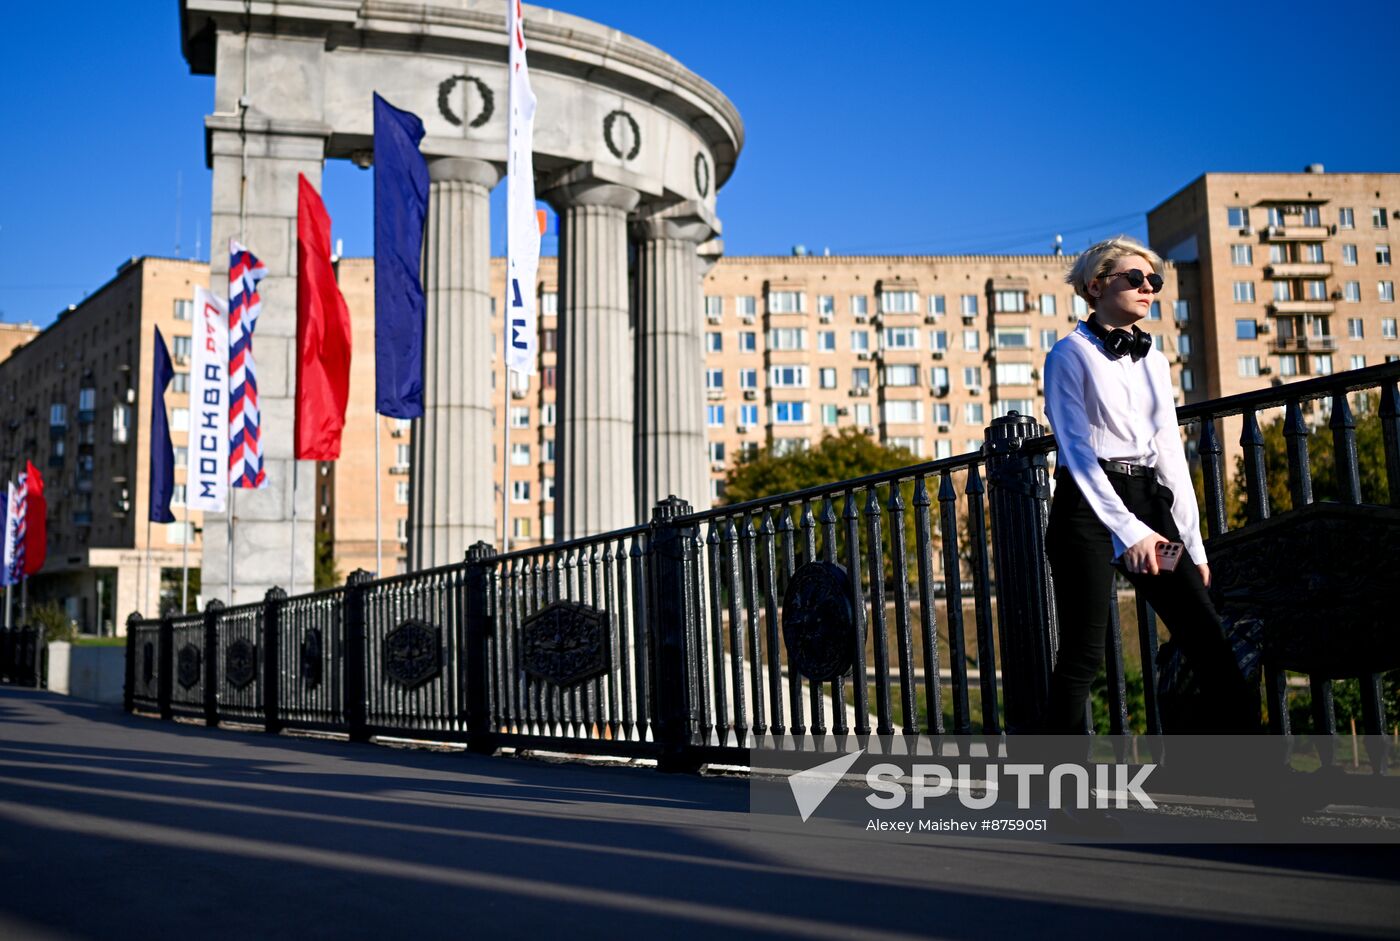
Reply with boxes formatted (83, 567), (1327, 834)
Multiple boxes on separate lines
(180, 0), (743, 602)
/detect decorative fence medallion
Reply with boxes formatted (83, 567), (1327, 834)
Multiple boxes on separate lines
(521, 602), (609, 687)
(300, 629), (323, 689)
(384, 620), (442, 689)
(782, 561), (856, 682)
(225, 639), (257, 690)
(176, 643), (202, 690)
(142, 641), (154, 687)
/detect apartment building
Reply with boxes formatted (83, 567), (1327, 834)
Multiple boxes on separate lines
(0, 258), (206, 631)
(0, 323), (40, 363)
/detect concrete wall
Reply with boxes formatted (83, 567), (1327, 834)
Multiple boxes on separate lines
(46, 643), (125, 705)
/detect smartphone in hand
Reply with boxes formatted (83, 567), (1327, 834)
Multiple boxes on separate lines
(1155, 541), (1185, 572)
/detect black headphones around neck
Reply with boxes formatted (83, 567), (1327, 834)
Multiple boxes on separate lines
(1085, 315), (1152, 362)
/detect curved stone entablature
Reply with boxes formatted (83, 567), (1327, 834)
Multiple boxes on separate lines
(181, 0), (743, 206)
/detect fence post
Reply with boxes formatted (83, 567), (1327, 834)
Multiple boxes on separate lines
(203, 599), (224, 727)
(648, 496), (700, 772)
(464, 541), (497, 754)
(263, 588), (287, 735)
(124, 612), (140, 713)
(157, 616), (174, 721)
(344, 569), (374, 743)
(984, 412), (1057, 733)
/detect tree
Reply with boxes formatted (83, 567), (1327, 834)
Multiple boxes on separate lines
(1231, 392), (1389, 527)
(314, 529), (341, 591)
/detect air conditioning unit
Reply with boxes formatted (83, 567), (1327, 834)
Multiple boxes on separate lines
(1258, 322), (1271, 335)
(743, 389), (757, 400)
(740, 313), (755, 324)
(736, 425), (749, 434)
(836, 406), (850, 416)
(1240, 226), (1254, 236)
(931, 350), (944, 360)
(854, 313), (869, 323)
(1259, 366), (1273, 376)
(967, 385), (983, 395)
(174, 353), (190, 366)
(863, 426), (877, 435)
(706, 313), (722, 324)
(937, 423), (951, 433)
(124, 388), (135, 404)
(711, 461), (726, 472)
(1331, 290), (1344, 300)
(931, 384), (949, 396)
(849, 386), (870, 397)
(857, 352), (873, 361)
(390, 428), (404, 438)
(1329, 224), (1339, 235)
(706, 389), (724, 400)
(924, 314), (939, 324)
(511, 388), (527, 399)
(819, 313), (833, 323)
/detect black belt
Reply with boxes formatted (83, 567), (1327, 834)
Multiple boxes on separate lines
(1098, 459), (1155, 478)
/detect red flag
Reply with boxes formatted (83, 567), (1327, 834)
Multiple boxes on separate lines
(295, 174), (352, 460)
(22, 461), (46, 576)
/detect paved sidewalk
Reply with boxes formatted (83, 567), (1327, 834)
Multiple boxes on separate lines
(1, 687), (1398, 940)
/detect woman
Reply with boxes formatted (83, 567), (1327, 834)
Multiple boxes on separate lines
(1041, 236), (1257, 734)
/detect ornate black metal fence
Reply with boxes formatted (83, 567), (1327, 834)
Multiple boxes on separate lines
(0, 627), (45, 688)
(124, 363), (1400, 772)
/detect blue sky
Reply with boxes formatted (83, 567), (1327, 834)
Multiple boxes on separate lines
(1, 0), (1396, 327)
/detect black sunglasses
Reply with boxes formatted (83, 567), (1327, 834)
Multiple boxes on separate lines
(1104, 268), (1164, 293)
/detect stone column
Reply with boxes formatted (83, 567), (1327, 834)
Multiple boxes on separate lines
(408, 158), (500, 570)
(545, 178), (640, 539)
(203, 119), (329, 604)
(632, 202), (718, 519)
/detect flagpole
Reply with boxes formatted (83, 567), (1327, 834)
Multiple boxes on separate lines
(290, 460), (298, 594)
(375, 420), (383, 576)
(502, 309), (513, 555)
(182, 507), (190, 613)
(144, 516), (153, 615)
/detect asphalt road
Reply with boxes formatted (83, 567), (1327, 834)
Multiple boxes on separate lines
(1, 687), (1398, 940)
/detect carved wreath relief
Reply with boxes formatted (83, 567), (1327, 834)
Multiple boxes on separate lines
(782, 562), (857, 682)
(521, 602), (609, 687)
(384, 620), (443, 689)
(603, 109), (641, 161)
(437, 74), (494, 129)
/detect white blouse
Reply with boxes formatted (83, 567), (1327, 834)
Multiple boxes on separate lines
(1042, 321), (1206, 565)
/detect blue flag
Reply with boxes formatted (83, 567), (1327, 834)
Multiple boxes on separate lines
(149, 326), (176, 524)
(373, 92), (430, 419)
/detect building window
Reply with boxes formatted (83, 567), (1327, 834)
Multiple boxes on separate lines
(1379, 245), (1393, 266)
(931, 402), (951, 425)
(706, 332), (723, 352)
(768, 290), (806, 314)
(510, 407), (529, 428)
(1384, 319), (1399, 339)
(1343, 244), (1359, 266)
(1381, 281), (1396, 304)
(541, 329), (557, 352)
(818, 330), (836, 352)
(888, 437), (922, 457)
(852, 367), (871, 388)
(1072, 295), (1089, 316)
(543, 477), (555, 501)
(739, 404), (759, 426)
(1039, 294), (1057, 316)
(929, 330), (948, 352)
(994, 328), (1030, 349)
(1233, 281), (1259, 303)
(514, 517), (531, 539)
(1181, 369), (1195, 392)
(542, 366), (556, 390)
(851, 295), (869, 316)
(817, 294), (835, 316)
(1339, 207), (1355, 229)
(883, 364), (919, 386)
(512, 481), (531, 503)
(1230, 244), (1253, 266)
(934, 440), (952, 459)
(395, 481), (410, 505)
(737, 296), (758, 317)
(1345, 281), (1362, 302)
(707, 405), (725, 426)
(1266, 207), (1285, 227)
(511, 442), (530, 466)
(1312, 354), (1333, 376)
(767, 328), (807, 350)
(929, 294), (946, 316)
(1040, 328), (1058, 350)
(771, 401), (808, 424)
(1373, 208), (1390, 229)
(739, 331), (757, 352)
(821, 404), (839, 426)
(1273, 280), (1293, 302)
(1177, 335), (1192, 356)
(396, 518), (409, 542)
(50, 403), (66, 426)
(704, 296), (723, 317)
(1148, 301), (1162, 320)
(173, 336), (192, 361)
(396, 443), (411, 466)
(819, 367), (837, 389)
(174, 446), (188, 467)
(769, 365), (807, 387)
(1238, 356), (1261, 378)
(853, 404), (871, 426)
(544, 438), (556, 462)
(963, 366), (982, 389)
(540, 403), (556, 427)
(1152, 334), (1166, 352)
(740, 368), (758, 390)
(1304, 280), (1327, 301)
(705, 368), (724, 390)
(1301, 243), (1325, 263)
(962, 330), (980, 352)
(112, 404), (131, 443)
(172, 372), (190, 394)
(173, 298), (193, 321)
(994, 399), (1034, 420)
(1235, 319), (1257, 340)
(772, 438), (808, 457)
(1173, 300), (1190, 323)
(995, 363), (1033, 385)
(960, 295), (978, 316)
(1348, 318), (1365, 339)
(964, 402), (985, 425)
(881, 290), (918, 313)
(931, 367), (949, 390)
(882, 400), (922, 424)
(993, 290), (1026, 313)
(850, 330), (870, 352)
(172, 407), (189, 431)
(881, 327), (919, 350)
(1227, 207), (1250, 228)
(1350, 355), (1367, 370)
(1302, 206), (1321, 226)
(539, 291), (558, 316)
(1279, 355), (1300, 377)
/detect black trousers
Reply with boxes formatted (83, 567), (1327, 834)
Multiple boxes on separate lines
(1043, 467), (1259, 734)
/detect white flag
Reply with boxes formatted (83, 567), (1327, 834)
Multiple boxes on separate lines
(1, 482), (16, 588)
(505, 0), (540, 375)
(188, 286), (230, 512)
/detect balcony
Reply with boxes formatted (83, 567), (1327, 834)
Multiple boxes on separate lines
(1272, 336), (1337, 354)
(1265, 262), (1332, 279)
(1262, 225), (1330, 242)
(1269, 299), (1335, 316)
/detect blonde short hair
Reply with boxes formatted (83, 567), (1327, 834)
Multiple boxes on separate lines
(1065, 236), (1164, 309)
